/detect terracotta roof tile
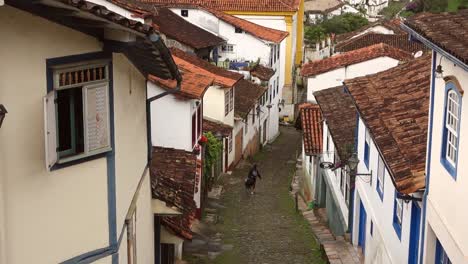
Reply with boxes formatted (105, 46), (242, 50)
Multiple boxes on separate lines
(301, 43), (413, 77)
(404, 10), (468, 64)
(250, 64), (275, 81)
(335, 33), (428, 54)
(203, 118), (233, 137)
(150, 147), (198, 240)
(314, 87), (357, 160)
(345, 55), (431, 194)
(234, 79), (267, 119)
(152, 8), (226, 49)
(171, 48), (243, 88)
(205, 8), (289, 43)
(299, 103), (323, 155)
(148, 70), (214, 99)
(335, 19), (406, 43)
(136, 0), (301, 12)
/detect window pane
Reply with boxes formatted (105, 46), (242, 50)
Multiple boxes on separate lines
(57, 87), (84, 157)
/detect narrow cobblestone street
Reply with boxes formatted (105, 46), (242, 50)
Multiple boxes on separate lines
(185, 127), (326, 264)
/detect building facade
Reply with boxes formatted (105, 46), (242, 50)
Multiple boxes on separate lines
(0, 1), (180, 263)
(403, 11), (468, 264)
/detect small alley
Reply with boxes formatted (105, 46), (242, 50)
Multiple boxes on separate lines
(184, 127), (326, 264)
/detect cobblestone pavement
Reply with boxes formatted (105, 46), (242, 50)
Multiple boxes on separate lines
(184, 126), (326, 264)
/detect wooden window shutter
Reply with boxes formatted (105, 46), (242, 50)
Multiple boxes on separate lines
(44, 91), (58, 170)
(84, 83), (110, 152)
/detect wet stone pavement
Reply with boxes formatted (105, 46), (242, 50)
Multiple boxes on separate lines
(184, 127), (326, 264)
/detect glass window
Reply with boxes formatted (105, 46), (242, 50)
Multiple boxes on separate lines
(181, 9), (188, 17)
(377, 155), (385, 197)
(364, 129), (370, 168)
(445, 90), (460, 166)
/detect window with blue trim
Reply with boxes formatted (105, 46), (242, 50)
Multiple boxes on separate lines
(44, 61), (112, 170)
(393, 193), (403, 240)
(364, 129), (370, 168)
(376, 155), (385, 200)
(436, 239), (452, 264)
(441, 82), (462, 179)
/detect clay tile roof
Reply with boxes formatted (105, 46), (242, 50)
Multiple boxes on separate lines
(314, 87), (357, 161)
(152, 8), (226, 49)
(170, 48), (243, 88)
(301, 43), (413, 77)
(234, 79), (267, 119)
(345, 55), (431, 195)
(150, 147), (198, 240)
(299, 103), (323, 155)
(205, 8), (289, 43)
(137, 0), (300, 12)
(250, 64), (275, 81)
(148, 69), (214, 99)
(404, 10), (468, 64)
(335, 33), (428, 54)
(203, 118), (233, 137)
(335, 19), (406, 43)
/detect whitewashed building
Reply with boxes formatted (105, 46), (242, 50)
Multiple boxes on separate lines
(301, 43), (414, 102)
(305, 0), (360, 24)
(345, 56), (431, 264)
(170, 47), (244, 171)
(170, 7), (288, 136)
(232, 79), (268, 164)
(312, 87), (357, 237)
(403, 11), (468, 264)
(0, 1), (181, 263)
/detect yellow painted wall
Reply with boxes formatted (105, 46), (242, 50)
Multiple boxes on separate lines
(0, 5), (109, 264)
(0, 5), (154, 264)
(295, 0), (305, 65)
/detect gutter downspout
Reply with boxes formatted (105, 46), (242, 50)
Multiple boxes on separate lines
(146, 85), (180, 264)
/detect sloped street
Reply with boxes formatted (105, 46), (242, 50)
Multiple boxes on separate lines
(185, 127), (326, 264)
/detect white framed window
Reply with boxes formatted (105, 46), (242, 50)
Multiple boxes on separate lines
(395, 197), (403, 225)
(228, 133), (233, 153)
(225, 89), (233, 116)
(377, 155), (385, 195)
(181, 9), (189, 17)
(445, 90), (460, 166)
(221, 44), (234, 53)
(244, 118), (248, 134)
(44, 61), (111, 169)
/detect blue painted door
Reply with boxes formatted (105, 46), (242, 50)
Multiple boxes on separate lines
(358, 200), (367, 253)
(408, 202), (421, 264)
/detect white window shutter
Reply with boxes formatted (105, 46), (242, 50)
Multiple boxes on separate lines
(44, 91), (57, 170)
(84, 83), (110, 152)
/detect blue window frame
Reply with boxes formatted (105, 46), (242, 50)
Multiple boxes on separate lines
(441, 82), (462, 179)
(364, 129), (370, 168)
(435, 239), (452, 264)
(393, 192), (403, 240)
(376, 155), (385, 201)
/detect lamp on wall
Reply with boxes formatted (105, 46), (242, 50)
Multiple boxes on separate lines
(0, 104), (7, 128)
(319, 152), (372, 179)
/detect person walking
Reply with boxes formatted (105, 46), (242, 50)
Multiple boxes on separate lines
(245, 164), (262, 194)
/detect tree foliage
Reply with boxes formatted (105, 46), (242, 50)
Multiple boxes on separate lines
(305, 13), (368, 44)
(203, 132), (223, 186)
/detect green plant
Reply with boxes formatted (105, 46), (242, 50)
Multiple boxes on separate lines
(379, 1), (406, 19)
(203, 132), (223, 185)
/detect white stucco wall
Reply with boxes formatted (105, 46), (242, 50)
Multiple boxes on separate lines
(320, 123), (349, 228)
(307, 57), (401, 102)
(423, 52), (468, 264)
(352, 117), (415, 264)
(170, 8), (271, 65)
(147, 82), (194, 151)
(203, 86), (234, 127)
